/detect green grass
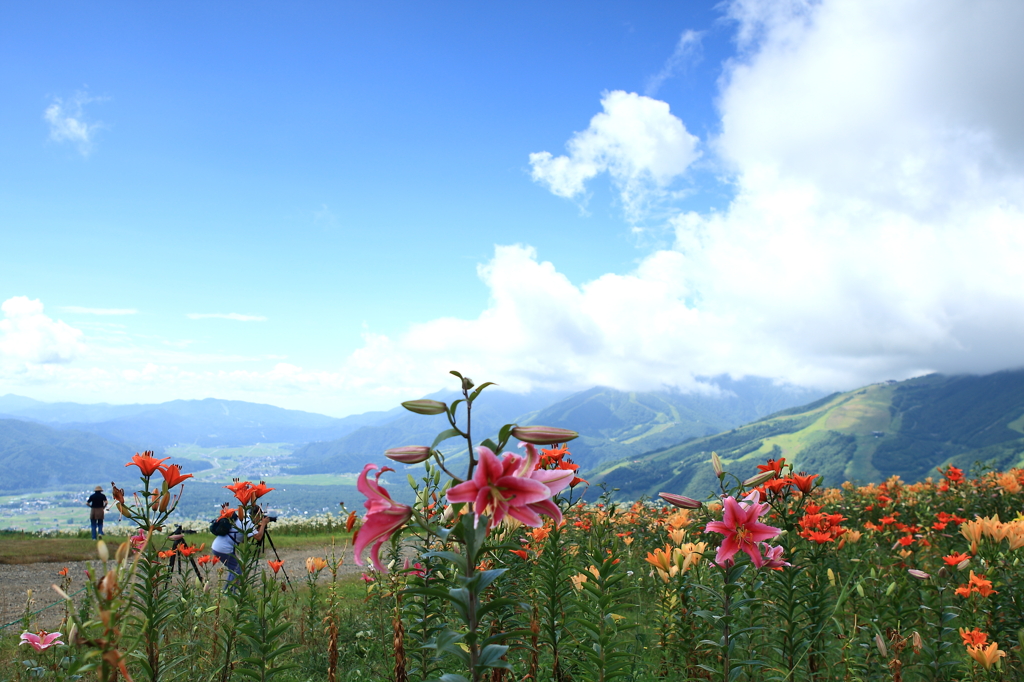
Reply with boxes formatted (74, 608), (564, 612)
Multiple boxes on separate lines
(0, 531), (133, 564)
(0, 530), (353, 564)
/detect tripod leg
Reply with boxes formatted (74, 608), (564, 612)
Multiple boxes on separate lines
(263, 530), (293, 591)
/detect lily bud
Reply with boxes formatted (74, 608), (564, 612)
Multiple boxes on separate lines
(385, 446), (433, 464)
(658, 492), (702, 509)
(511, 425), (579, 445)
(115, 541), (131, 563)
(401, 399), (448, 415)
(743, 470), (777, 487)
(875, 633), (887, 658)
(97, 540), (109, 562)
(907, 569), (930, 580)
(461, 376), (474, 390)
(711, 452), (724, 478)
(99, 569), (118, 601)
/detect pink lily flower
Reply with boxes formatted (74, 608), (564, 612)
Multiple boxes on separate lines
(513, 444), (574, 526)
(447, 446), (570, 529)
(760, 543), (791, 569)
(20, 630), (64, 651)
(353, 464), (413, 573)
(704, 490), (781, 567)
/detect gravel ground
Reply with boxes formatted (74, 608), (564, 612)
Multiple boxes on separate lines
(0, 544), (366, 635)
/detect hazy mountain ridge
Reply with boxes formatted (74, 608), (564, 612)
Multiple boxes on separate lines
(0, 419), (145, 491)
(287, 389), (573, 474)
(0, 395), (399, 448)
(287, 378), (824, 475)
(592, 370), (1024, 502)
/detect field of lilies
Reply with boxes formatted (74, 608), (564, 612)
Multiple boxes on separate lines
(4, 374), (1024, 682)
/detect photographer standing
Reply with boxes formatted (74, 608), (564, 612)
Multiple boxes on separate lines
(86, 486), (107, 539)
(211, 504), (270, 587)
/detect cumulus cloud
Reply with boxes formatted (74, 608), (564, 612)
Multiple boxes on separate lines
(0, 297), (86, 365)
(44, 92), (105, 155)
(351, 0), (1024, 398)
(529, 91), (701, 220)
(61, 306), (137, 315)
(187, 313), (268, 322)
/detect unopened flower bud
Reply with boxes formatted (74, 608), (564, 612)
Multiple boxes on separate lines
(401, 399), (448, 415)
(97, 540), (109, 562)
(743, 470), (777, 487)
(658, 492), (702, 509)
(711, 452), (724, 478)
(385, 446), (433, 464)
(461, 376), (474, 390)
(511, 425), (579, 445)
(875, 633), (887, 658)
(907, 569), (930, 580)
(957, 558), (971, 571)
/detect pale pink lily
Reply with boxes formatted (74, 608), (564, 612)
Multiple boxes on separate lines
(353, 464), (413, 572)
(704, 490), (781, 567)
(760, 543), (790, 569)
(513, 444), (574, 526)
(447, 445), (571, 529)
(20, 630), (64, 651)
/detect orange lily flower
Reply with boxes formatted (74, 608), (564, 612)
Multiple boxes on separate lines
(178, 543), (204, 557)
(967, 641), (1005, 670)
(943, 551), (971, 566)
(160, 464), (193, 488)
(125, 451), (170, 476)
(268, 560), (284, 574)
(959, 628), (988, 647)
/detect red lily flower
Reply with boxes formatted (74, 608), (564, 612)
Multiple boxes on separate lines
(126, 451), (170, 476)
(791, 473), (819, 494)
(225, 481), (257, 504)
(756, 458), (786, 477)
(159, 464), (193, 488)
(250, 481), (275, 499)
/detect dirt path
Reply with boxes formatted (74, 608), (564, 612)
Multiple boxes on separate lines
(0, 544), (366, 634)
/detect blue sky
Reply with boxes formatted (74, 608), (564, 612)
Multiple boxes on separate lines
(3, 1), (1024, 416)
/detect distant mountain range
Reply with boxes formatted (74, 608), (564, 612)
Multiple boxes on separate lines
(0, 419), (154, 491)
(287, 377), (824, 475)
(591, 369), (1024, 502)
(6, 370), (1021, 499)
(0, 377), (820, 491)
(0, 394), (395, 448)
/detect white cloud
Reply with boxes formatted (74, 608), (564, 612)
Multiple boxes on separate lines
(645, 30), (703, 96)
(61, 306), (137, 315)
(529, 91), (701, 221)
(187, 313), (268, 322)
(0, 297), (86, 365)
(44, 92), (105, 155)
(350, 0), (1024, 397)
(10, 0), (1024, 415)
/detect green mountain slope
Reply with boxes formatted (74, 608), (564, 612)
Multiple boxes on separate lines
(0, 419), (139, 491)
(593, 370), (1024, 501)
(290, 378), (823, 475)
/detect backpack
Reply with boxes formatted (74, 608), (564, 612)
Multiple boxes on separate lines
(210, 517), (234, 537)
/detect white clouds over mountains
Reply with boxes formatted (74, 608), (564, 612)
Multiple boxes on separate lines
(0, 297), (85, 366)
(529, 91), (701, 221)
(9, 0), (1024, 414)
(376, 0), (1024, 398)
